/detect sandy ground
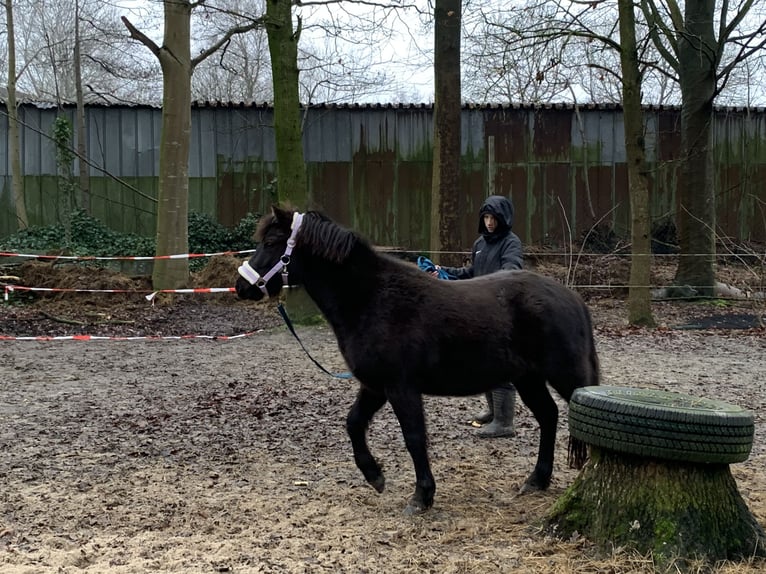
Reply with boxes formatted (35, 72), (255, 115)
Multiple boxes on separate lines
(1, 292), (765, 573)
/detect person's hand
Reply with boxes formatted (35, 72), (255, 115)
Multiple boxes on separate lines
(429, 265), (441, 278)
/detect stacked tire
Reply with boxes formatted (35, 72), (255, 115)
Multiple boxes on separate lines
(569, 386), (754, 464)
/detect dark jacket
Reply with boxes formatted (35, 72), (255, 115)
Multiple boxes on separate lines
(443, 195), (523, 279)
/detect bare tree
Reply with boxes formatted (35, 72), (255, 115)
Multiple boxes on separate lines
(192, 0), (420, 104)
(74, 0), (89, 211)
(463, 5), (586, 103)
(123, 2), (263, 289)
(463, 1), (766, 107)
(641, 0), (766, 295)
(430, 0), (462, 265)
(266, 0), (307, 206)
(191, 0), (273, 102)
(462, 2), (635, 104)
(462, 1), (661, 325)
(297, 0), (429, 103)
(298, 41), (391, 104)
(466, 0), (766, 303)
(193, 27), (273, 102)
(619, 0), (654, 326)
(4, 0), (28, 230)
(8, 0), (162, 104)
(260, 0), (425, 209)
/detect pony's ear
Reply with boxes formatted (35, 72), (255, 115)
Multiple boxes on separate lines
(271, 204), (294, 226)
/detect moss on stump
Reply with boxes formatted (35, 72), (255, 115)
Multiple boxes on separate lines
(546, 446), (766, 565)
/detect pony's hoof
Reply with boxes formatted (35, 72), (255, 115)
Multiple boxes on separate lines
(519, 474), (549, 495)
(403, 500), (429, 516)
(518, 481), (541, 495)
(369, 475), (385, 494)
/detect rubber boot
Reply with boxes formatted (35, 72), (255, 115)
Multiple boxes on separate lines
(476, 387), (516, 438)
(472, 392), (494, 424)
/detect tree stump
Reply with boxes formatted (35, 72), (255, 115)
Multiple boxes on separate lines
(548, 386), (766, 566)
(547, 447), (766, 563)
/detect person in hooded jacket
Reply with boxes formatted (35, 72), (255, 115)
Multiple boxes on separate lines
(434, 195), (523, 438)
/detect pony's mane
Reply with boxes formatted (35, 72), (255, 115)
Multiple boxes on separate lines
(299, 211), (363, 264)
(255, 209), (366, 264)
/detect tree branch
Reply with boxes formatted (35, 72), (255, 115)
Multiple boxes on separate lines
(639, 0), (679, 73)
(720, 0), (756, 41)
(121, 16), (161, 59)
(192, 19), (265, 69)
(717, 34), (766, 85)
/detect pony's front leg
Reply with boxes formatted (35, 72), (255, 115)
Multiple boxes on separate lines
(386, 387), (435, 515)
(515, 377), (559, 493)
(346, 386), (388, 494)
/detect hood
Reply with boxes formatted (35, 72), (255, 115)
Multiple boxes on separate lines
(478, 195), (514, 236)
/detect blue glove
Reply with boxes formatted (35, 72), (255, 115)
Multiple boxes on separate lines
(417, 256), (456, 280)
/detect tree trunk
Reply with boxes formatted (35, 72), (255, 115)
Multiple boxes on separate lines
(122, 2), (263, 289)
(74, 0), (90, 214)
(547, 448), (766, 565)
(430, 0), (462, 267)
(618, 0), (654, 326)
(5, 0), (28, 230)
(152, 0), (193, 289)
(266, 0), (307, 207)
(674, 0), (716, 297)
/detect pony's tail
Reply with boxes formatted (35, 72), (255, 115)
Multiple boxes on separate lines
(567, 435), (589, 469)
(584, 307), (601, 387)
(568, 340), (596, 470)
(589, 341), (601, 387)
(568, 307), (598, 470)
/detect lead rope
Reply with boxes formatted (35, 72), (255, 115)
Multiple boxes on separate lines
(277, 302), (353, 380)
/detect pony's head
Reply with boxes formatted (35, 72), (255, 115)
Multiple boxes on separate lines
(235, 205), (304, 301)
(236, 205), (361, 301)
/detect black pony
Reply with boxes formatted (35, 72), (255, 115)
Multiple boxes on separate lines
(236, 206), (600, 514)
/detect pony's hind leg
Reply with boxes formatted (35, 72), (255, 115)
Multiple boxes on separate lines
(514, 375), (559, 494)
(346, 386), (388, 494)
(385, 387), (435, 515)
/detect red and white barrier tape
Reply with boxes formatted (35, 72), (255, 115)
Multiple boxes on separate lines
(0, 249), (256, 261)
(1, 252), (260, 340)
(4, 285), (235, 301)
(1, 285), (260, 341)
(0, 331), (261, 342)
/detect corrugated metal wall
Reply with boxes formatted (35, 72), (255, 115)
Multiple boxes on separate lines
(1, 103), (765, 249)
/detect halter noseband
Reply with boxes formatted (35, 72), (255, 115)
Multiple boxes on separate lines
(237, 212), (304, 297)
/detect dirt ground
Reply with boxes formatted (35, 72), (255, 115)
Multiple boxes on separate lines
(1, 257), (765, 573)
